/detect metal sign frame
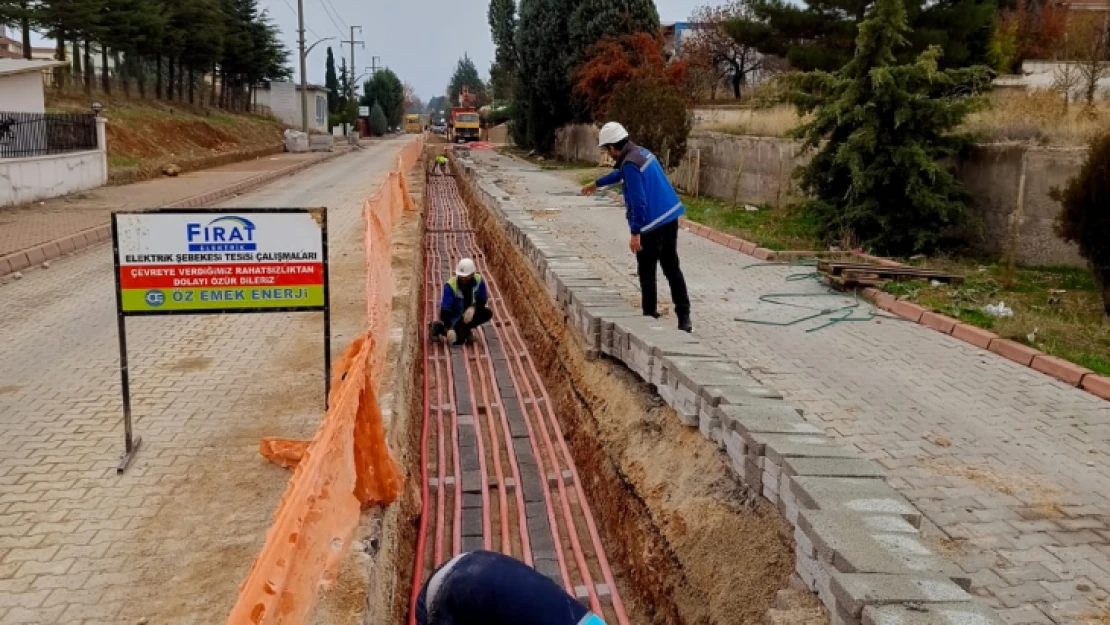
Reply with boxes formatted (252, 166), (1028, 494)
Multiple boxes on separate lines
(110, 207), (331, 473)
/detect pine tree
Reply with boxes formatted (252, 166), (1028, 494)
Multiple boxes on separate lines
(325, 47), (340, 114)
(369, 102), (387, 136)
(361, 68), (404, 126)
(488, 0), (518, 101)
(788, 0), (993, 254)
(568, 0), (659, 68)
(516, 0), (583, 151)
(734, 0), (994, 72)
(448, 54), (488, 106)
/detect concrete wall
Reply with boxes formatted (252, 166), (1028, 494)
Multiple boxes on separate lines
(959, 144), (1087, 266)
(0, 117), (107, 207)
(254, 86), (328, 133)
(0, 71), (47, 113)
(551, 124), (1086, 266)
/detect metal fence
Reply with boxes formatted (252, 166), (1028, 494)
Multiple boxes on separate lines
(0, 112), (98, 159)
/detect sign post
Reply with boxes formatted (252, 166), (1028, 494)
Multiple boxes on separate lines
(110, 208), (331, 473)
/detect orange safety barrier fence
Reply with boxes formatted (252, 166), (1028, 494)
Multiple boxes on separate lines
(227, 136), (422, 625)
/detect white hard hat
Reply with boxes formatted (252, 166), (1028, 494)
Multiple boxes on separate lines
(598, 121), (629, 147)
(456, 258), (476, 277)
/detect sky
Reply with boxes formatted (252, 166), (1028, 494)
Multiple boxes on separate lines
(25, 0), (705, 103)
(258, 0), (706, 103)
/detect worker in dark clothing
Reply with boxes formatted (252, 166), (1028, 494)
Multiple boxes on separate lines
(415, 550), (608, 625)
(581, 122), (692, 332)
(430, 258), (493, 345)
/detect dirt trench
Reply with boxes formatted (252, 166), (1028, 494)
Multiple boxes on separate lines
(449, 163), (797, 624)
(355, 150), (801, 625)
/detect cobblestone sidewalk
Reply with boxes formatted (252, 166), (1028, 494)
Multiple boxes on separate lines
(0, 138), (411, 625)
(472, 150), (1110, 625)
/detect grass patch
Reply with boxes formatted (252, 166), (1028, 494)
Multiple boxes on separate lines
(108, 155), (142, 169)
(884, 259), (1110, 375)
(681, 195), (821, 251)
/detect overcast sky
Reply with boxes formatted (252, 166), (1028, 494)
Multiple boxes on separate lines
(24, 0), (704, 102)
(262, 0), (705, 102)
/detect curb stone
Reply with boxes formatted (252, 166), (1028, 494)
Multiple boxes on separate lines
(0, 149), (347, 279)
(679, 218), (1109, 402)
(455, 153), (1003, 625)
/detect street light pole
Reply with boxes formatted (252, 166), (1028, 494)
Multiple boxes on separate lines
(297, 0), (308, 132)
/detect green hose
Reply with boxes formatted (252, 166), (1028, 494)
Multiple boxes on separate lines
(734, 259), (902, 333)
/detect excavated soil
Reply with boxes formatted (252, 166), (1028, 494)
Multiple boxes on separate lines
(451, 165), (797, 624)
(348, 151), (798, 625)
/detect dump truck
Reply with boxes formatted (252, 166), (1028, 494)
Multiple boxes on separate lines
(405, 114), (422, 134)
(449, 108), (480, 143)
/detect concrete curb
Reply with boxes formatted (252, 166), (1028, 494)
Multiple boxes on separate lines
(677, 218), (1110, 402)
(456, 155), (1003, 625)
(0, 149), (347, 279)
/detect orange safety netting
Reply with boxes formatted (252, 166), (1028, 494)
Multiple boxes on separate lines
(227, 137), (422, 625)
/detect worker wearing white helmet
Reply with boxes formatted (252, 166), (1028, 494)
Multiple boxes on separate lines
(582, 121), (692, 332)
(431, 257), (493, 345)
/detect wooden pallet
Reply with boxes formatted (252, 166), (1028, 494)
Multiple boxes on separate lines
(817, 261), (963, 286)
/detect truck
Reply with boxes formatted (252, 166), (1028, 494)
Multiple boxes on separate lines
(404, 114), (422, 134)
(449, 108), (480, 143)
(447, 85), (481, 143)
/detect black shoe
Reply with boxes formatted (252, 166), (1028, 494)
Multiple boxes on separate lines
(644, 312), (660, 319)
(429, 320), (445, 338)
(678, 315), (692, 333)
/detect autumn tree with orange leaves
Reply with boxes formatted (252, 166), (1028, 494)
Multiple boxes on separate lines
(574, 32), (689, 119)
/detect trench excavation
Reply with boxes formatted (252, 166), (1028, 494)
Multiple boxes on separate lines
(390, 157), (800, 625)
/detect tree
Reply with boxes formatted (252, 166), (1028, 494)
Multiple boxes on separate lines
(1070, 12), (1110, 110)
(361, 68), (404, 126)
(489, 0), (518, 101)
(0, 1), (34, 58)
(684, 1), (772, 99)
(607, 76), (692, 168)
(575, 32), (688, 118)
(1051, 132), (1110, 315)
(515, 0), (583, 151)
(369, 102), (387, 136)
(733, 0), (995, 72)
(448, 53), (488, 106)
(426, 95), (449, 116)
(788, 0), (993, 254)
(338, 56), (350, 109)
(403, 82), (423, 113)
(568, 0), (659, 69)
(325, 47), (340, 114)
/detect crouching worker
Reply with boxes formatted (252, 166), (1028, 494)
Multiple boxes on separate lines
(431, 258), (493, 345)
(415, 550), (608, 625)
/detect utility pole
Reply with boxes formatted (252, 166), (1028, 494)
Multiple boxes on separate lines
(369, 56), (381, 77)
(341, 26), (364, 99)
(297, 0), (308, 132)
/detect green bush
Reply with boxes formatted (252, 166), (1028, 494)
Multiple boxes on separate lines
(369, 103), (388, 137)
(1052, 132), (1110, 315)
(606, 77), (691, 168)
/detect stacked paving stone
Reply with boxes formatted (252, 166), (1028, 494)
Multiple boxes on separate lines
(454, 155), (1003, 625)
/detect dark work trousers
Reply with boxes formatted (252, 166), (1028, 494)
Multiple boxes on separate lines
(636, 219), (690, 318)
(434, 306), (493, 344)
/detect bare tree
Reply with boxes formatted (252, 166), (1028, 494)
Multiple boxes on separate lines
(682, 1), (769, 99)
(1071, 12), (1110, 111)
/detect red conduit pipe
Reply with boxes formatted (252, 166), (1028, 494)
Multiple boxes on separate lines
(484, 255), (631, 625)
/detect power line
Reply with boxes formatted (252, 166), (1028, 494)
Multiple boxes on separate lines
(316, 0), (347, 40)
(280, 0), (321, 40)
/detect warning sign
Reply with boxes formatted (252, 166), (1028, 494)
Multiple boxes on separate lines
(112, 208), (328, 314)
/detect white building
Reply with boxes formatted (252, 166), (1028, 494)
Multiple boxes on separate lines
(254, 81), (330, 133)
(0, 59), (108, 207)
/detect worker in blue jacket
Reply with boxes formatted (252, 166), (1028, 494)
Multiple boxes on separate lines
(582, 122), (692, 332)
(415, 550), (608, 625)
(431, 258), (493, 345)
